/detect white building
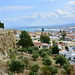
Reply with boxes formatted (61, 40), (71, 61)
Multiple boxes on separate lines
(58, 41), (75, 47)
(59, 46), (75, 61)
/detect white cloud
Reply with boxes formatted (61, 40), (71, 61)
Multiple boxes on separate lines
(56, 9), (69, 15)
(67, 1), (75, 6)
(0, 6), (33, 11)
(4, 12), (58, 22)
(55, 1), (75, 18)
(30, 12), (59, 19)
(4, 15), (37, 22)
(38, 12), (59, 19)
(56, 9), (75, 18)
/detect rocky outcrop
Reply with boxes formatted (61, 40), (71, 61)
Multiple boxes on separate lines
(0, 29), (16, 60)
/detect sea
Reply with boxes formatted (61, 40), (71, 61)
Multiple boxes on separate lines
(5, 23), (75, 32)
(13, 27), (62, 32)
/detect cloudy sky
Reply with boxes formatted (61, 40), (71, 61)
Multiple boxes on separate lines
(0, 0), (75, 28)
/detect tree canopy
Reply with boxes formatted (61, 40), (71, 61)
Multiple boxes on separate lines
(52, 45), (59, 54)
(32, 52), (39, 61)
(30, 64), (40, 72)
(40, 35), (50, 44)
(55, 55), (67, 66)
(61, 30), (66, 40)
(22, 57), (29, 68)
(9, 59), (25, 72)
(65, 46), (69, 51)
(17, 31), (33, 48)
(49, 65), (58, 75)
(43, 58), (52, 66)
(0, 21), (4, 28)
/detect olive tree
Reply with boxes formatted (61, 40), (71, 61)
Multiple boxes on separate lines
(41, 52), (48, 58)
(55, 55), (67, 66)
(40, 35), (50, 44)
(32, 52), (39, 61)
(41, 66), (51, 75)
(9, 59), (25, 72)
(49, 65), (58, 75)
(22, 57), (29, 69)
(43, 58), (52, 66)
(30, 64), (40, 72)
(52, 45), (59, 54)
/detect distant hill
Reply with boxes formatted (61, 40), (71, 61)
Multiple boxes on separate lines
(19, 23), (75, 28)
(36, 23), (75, 28)
(5, 23), (75, 29)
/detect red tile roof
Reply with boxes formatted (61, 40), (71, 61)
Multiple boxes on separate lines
(58, 44), (65, 46)
(66, 35), (75, 38)
(34, 42), (42, 46)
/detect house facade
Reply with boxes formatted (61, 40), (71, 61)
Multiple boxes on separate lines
(59, 46), (75, 61)
(58, 41), (75, 47)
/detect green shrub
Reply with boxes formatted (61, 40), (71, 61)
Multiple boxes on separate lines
(33, 46), (39, 51)
(42, 56), (49, 61)
(30, 64), (40, 72)
(43, 58), (52, 66)
(10, 52), (16, 59)
(66, 65), (74, 74)
(29, 71), (40, 75)
(52, 46), (59, 54)
(65, 46), (69, 51)
(32, 50), (39, 54)
(14, 49), (18, 53)
(9, 59), (25, 72)
(49, 65), (58, 75)
(6, 60), (10, 66)
(63, 64), (69, 71)
(22, 57), (29, 68)
(68, 57), (71, 61)
(27, 47), (33, 54)
(39, 50), (43, 55)
(41, 52), (48, 58)
(18, 55), (23, 59)
(32, 53), (39, 61)
(21, 48), (27, 52)
(55, 55), (67, 66)
(41, 66), (51, 75)
(9, 49), (12, 53)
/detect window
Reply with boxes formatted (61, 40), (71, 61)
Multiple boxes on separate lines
(43, 46), (47, 48)
(39, 46), (40, 48)
(62, 47), (63, 49)
(73, 57), (75, 59)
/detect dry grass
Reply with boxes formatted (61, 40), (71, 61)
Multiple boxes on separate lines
(0, 52), (67, 75)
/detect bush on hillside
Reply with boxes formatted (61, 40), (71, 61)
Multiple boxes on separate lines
(30, 64), (40, 72)
(9, 59), (25, 72)
(49, 65), (58, 75)
(32, 52), (39, 61)
(55, 55), (67, 66)
(43, 58), (52, 66)
(22, 57), (30, 69)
